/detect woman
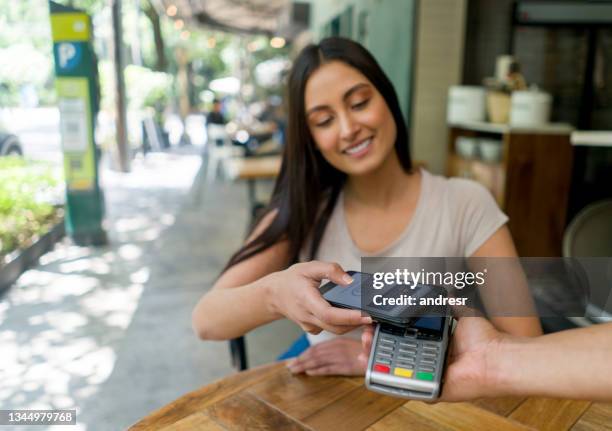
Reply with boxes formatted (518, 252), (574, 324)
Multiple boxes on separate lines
(192, 37), (542, 376)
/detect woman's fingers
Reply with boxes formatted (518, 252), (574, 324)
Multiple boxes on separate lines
(287, 357), (319, 373)
(361, 324), (374, 353)
(299, 321), (322, 335)
(305, 366), (336, 376)
(308, 316), (357, 335)
(358, 325), (374, 366)
(305, 290), (371, 331)
(297, 305), (357, 335)
(287, 339), (364, 376)
(287, 347), (332, 373)
(281, 261), (373, 334)
(295, 261), (353, 286)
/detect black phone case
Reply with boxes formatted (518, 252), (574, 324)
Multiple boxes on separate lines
(319, 271), (427, 327)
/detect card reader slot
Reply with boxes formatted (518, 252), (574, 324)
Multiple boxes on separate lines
(370, 371), (437, 392)
(368, 383), (435, 400)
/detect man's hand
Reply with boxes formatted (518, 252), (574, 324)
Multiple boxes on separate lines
(439, 317), (503, 401)
(286, 338), (366, 376)
(359, 317), (505, 402)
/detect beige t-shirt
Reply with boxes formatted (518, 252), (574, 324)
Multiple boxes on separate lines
(306, 168), (508, 345)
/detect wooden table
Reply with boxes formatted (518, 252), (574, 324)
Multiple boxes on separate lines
(223, 155), (281, 181)
(130, 362), (612, 430)
(224, 155), (281, 212)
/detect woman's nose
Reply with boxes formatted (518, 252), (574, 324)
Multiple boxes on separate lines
(339, 113), (360, 142)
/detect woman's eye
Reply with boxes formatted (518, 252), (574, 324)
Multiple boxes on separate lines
(352, 99), (370, 110)
(315, 117), (333, 127)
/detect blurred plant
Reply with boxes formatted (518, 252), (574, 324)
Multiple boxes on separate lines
(98, 61), (174, 113)
(0, 157), (63, 262)
(126, 65), (174, 113)
(0, 0), (56, 106)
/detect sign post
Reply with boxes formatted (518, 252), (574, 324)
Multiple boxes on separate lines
(49, 1), (107, 245)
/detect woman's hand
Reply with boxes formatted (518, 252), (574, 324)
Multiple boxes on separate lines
(358, 317), (505, 402)
(286, 338), (366, 376)
(267, 261), (372, 335)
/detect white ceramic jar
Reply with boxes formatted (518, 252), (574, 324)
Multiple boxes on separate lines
(510, 90), (552, 127)
(447, 86), (486, 124)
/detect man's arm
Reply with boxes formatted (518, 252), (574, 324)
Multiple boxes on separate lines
(489, 322), (612, 401)
(362, 318), (612, 402)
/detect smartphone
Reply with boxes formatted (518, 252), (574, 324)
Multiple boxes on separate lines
(365, 316), (453, 400)
(319, 271), (447, 326)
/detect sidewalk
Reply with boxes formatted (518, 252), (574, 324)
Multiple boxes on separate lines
(0, 148), (301, 430)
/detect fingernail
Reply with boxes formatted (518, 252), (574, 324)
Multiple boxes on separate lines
(285, 359), (296, 368)
(361, 316), (373, 324)
(342, 274), (354, 284)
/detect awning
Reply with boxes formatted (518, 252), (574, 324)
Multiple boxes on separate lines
(155, 0), (290, 36)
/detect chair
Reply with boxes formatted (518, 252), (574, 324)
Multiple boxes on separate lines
(227, 202), (270, 372)
(229, 337), (248, 371)
(563, 199), (612, 325)
(206, 124), (240, 182)
(563, 200), (612, 257)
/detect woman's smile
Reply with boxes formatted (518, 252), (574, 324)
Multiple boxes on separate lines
(342, 136), (374, 158)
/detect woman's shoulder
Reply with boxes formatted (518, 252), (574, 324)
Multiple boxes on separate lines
(423, 169), (495, 207)
(420, 170), (508, 256)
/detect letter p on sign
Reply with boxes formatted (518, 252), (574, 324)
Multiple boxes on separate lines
(58, 43), (76, 68)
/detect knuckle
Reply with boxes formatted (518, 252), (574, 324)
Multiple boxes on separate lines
(300, 322), (313, 332)
(336, 326), (350, 335)
(301, 321), (318, 334)
(327, 326), (340, 334)
(320, 308), (332, 322)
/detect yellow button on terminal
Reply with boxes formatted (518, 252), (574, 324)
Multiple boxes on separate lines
(393, 367), (413, 378)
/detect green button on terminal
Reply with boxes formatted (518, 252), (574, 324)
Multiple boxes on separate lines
(416, 372), (434, 381)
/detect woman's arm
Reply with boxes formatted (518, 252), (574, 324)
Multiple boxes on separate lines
(471, 225), (543, 337)
(192, 212), (370, 340)
(191, 211), (291, 340)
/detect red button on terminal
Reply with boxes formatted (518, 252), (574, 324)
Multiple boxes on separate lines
(373, 364), (390, 373)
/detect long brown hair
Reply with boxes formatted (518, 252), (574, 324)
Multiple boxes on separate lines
(224, 37), (412, 270)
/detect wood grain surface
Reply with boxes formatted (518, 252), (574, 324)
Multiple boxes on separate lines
(130, 362), (612, 431)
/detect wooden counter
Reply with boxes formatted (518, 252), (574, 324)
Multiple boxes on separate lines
(130, 362), (612, 430)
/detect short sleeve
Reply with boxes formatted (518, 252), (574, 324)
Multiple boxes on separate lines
(447, 179), (509, 256)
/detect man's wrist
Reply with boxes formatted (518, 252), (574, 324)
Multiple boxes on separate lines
(485, 334), (529, 398)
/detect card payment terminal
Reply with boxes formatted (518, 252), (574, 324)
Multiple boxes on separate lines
(365, 316), (453, 400)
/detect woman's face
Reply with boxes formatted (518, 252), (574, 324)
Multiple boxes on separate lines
(304, 60), (397, 176)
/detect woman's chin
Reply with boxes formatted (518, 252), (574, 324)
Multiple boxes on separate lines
(324, 149), (389, 177)
(342, 155), (386, 177)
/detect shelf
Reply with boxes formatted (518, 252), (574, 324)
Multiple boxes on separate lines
(448, 121), (574, 135)
(447, 124), (573, 256)
(446, 154), (505, 206)
(571, 131), (612, 147)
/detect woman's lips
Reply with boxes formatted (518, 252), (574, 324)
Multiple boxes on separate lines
(343, 137), (373, 158)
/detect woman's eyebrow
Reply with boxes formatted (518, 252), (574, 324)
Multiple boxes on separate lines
(306, 82), (371, 116)
(342, 82), (370, 102)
